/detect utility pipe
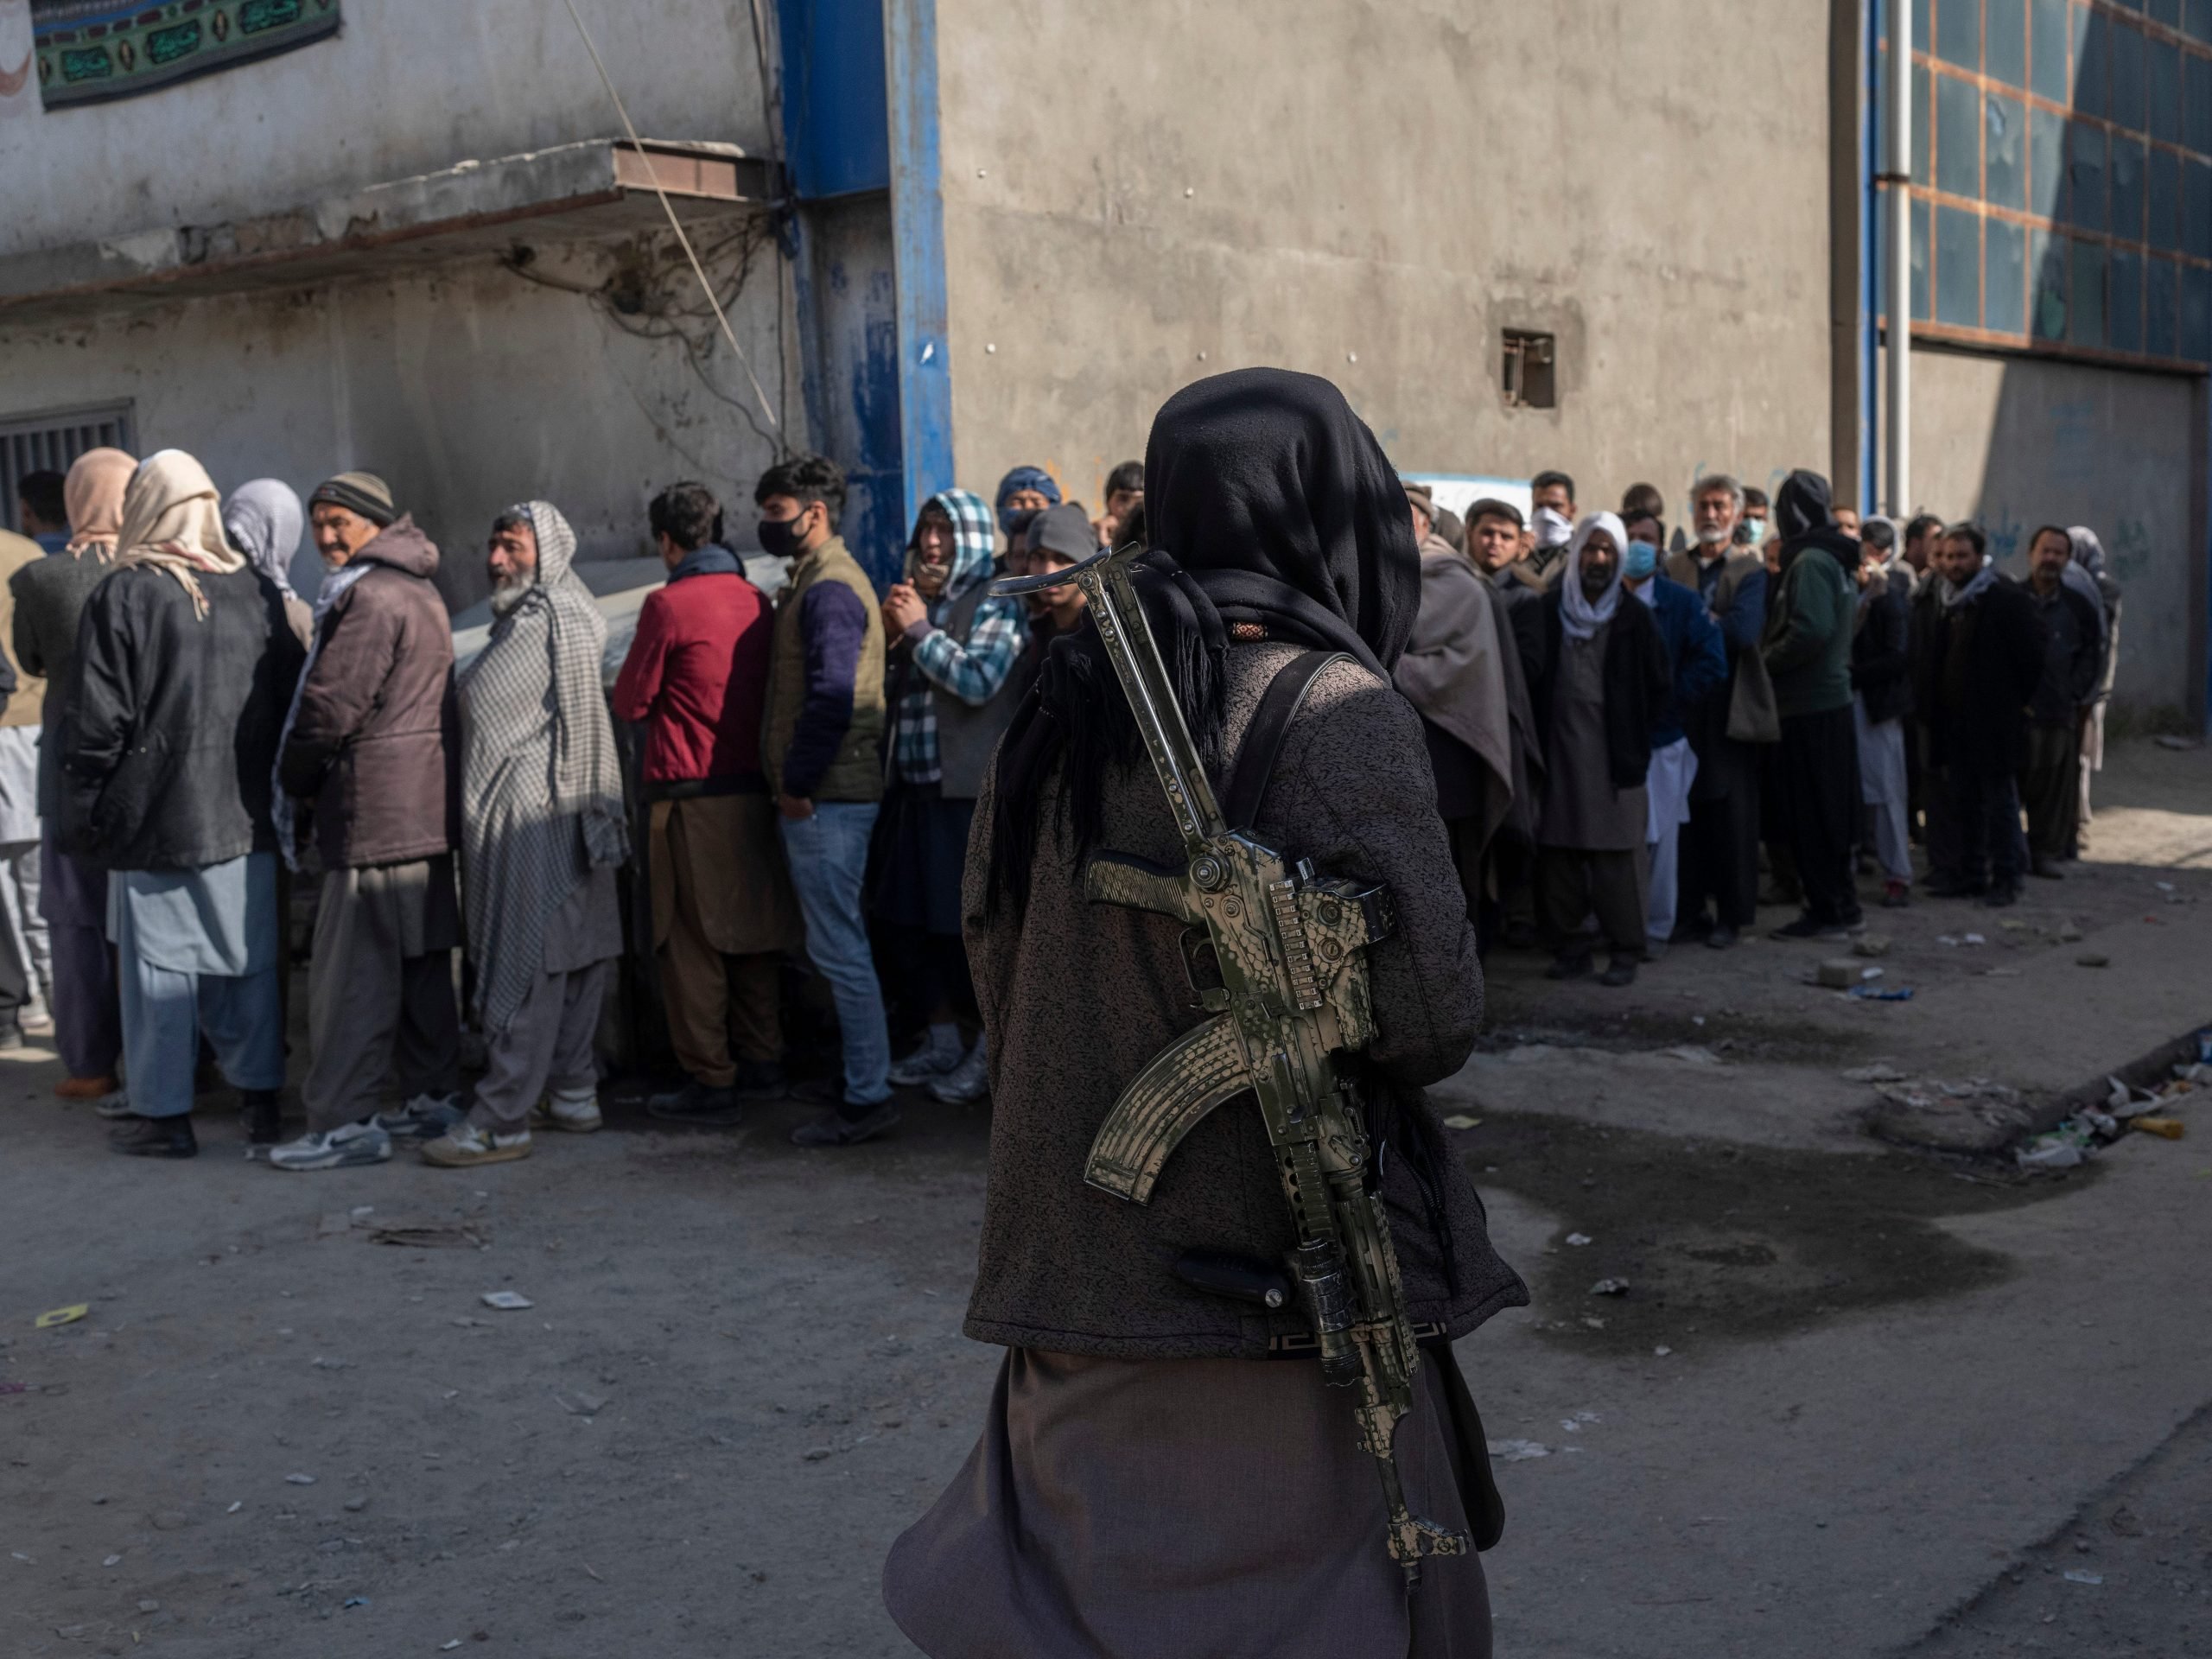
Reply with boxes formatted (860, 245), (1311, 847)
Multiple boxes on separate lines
(1883, 1), (1912, 518)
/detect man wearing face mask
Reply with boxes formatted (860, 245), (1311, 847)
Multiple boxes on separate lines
(1734, 486), (1770, 550)
(1621, 512), (1726, 953)
(993, 465), (1060, 565)
(1665, 474), (1775, 949)
(754, 454), (896, 1144)
(1522, 513), (1671, 987)
(875, 488), (1027, 1107)
(1526, 469), (1577, 583)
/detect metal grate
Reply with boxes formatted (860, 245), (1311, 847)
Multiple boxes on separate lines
(1, 405), (136, 535)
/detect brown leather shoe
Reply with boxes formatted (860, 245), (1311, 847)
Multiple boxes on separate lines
(57, 1075), (123, 1101)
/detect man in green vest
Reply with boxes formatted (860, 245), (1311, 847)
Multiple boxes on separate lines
(753, 455), (897, 1146)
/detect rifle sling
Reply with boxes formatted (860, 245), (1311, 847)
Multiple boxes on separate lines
(1220, 650), (1352, 833)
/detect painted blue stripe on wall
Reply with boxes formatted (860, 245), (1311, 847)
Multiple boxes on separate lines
(886, 0), (955, 533)
(777, 0), (891, 200)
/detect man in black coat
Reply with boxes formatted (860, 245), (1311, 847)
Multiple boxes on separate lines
(2018, 525), (2103, 879)
(1522, 513), (1671, 986)
(1911, 524), (2047, 907)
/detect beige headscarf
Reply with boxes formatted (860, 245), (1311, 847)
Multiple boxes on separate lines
(114, 450), (247, 618)
(63, 447), (137, 560)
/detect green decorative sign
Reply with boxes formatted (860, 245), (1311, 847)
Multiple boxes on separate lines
(32, 0), (340, 111)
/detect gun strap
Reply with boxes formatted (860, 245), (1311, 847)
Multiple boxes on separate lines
(1222, 650), (1351, 832)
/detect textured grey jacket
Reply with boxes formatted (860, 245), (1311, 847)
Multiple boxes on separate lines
(961, 643), (1527, 1359)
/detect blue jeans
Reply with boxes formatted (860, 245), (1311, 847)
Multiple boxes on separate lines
(779, 802), (892, 1108)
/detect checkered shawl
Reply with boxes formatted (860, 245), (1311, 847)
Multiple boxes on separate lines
(457, 500), (630, 1033)
(893, 488), (1026, 785)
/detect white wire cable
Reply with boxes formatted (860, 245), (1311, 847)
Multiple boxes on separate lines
(563, 0), (782, 438)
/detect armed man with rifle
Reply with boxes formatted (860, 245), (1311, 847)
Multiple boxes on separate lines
(883, 369), (1527, 1656)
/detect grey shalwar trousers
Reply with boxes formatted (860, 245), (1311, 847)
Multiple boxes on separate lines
(468, 864), (619, 1133)
(304, 858), (462, 1132)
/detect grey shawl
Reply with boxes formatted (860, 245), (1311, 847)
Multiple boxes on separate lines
(457, 500), (628, 1033)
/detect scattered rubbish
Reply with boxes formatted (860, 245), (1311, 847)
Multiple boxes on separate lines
(1842, 1063), (1910, 1084)
(1936, 935), (1960, 947)
(2153, 734), (2199, 750)
(1815, 959), (1858, 988)
(1861, 967), (1885, 981)
(802, 1446), (833, 1462)
(1847, 985), (1914, 1001)
(311, 1357), (349, 1370)
(480, 1291), (533, 1311)
(442, 1643), (463, 1653)
(2076, 953), (2111, 968)
(2063, 1568), (2104, 1586)
(1653, 1345), (1673, 1357)
(1661, 1045), (1721, 1065)
(1962, 932), (1986, 945)
(1441, 1114), (1482, 1130)
(554, 1391), (609, 1417)
(372, 1222), (488, 1249)
(350, 1205), (376, 1221)
(2015, 1136), (2086, 1170)
(2133, 1116), (2186, 1140)
(1563, 1232), (1593, 1247)
(34, 1306), (87, 1330)
(103, 1554), (122, 1567)
(1691, 1014), (1706, 1027)
(2154, 880), (2177, 893)
(1486, 1439), (1552, 1462)
(285, 1473), (317, 1486)
(1589, 1278), (1630, 1297)
(137, 1600), (160, 1613)
(2056, 923), (2083, 943)
(344, 1597), (371, 1610)
(1852, 936), (1889, 958)
(0, 1381), (29, 1396)
(345, 1497), (369, 1513)
(226, 1502), (242, 1514)
(1580, 1315), (1607, 1330)
(1998, 919), (2031, 932)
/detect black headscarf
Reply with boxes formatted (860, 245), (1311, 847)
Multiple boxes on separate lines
(988, 367), (1420, 915)
(1774, 467), (1860, 576)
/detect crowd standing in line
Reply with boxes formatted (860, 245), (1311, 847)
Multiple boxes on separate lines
(0, 410), (2125, 1160)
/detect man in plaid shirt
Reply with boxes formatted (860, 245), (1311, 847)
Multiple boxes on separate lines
(877, 486), (1027, 1103)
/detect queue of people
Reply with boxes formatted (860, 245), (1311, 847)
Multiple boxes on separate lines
(1393, 470), (2124, 987)
(6, 443), (1122, 1166)
(1, 435), (2124, 1162)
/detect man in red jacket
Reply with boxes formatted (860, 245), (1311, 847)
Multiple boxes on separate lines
(613, 482), (801, 1125)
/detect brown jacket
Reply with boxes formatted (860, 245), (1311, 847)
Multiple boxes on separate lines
(277, 518), (459, 868)
(960, 644), (1527, 1360)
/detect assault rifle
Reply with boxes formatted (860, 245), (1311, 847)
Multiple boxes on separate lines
(992, 545), (1466, 1585)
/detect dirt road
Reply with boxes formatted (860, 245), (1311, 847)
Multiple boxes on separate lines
(3, 740), (2207, 1657)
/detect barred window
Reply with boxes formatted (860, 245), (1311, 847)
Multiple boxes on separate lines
(1, 404), (136, 536)
(1878, 0), (2212, 367)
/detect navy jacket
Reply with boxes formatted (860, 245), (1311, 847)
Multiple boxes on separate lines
(1632, 575), (1727, 750)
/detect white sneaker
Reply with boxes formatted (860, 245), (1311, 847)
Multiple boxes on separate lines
(925, 1043), (990, 1104)
(888, 1040), (962, 1088)
(374, 1092), (465, 1142)
(421, 1122), (532, 1168)
(21, 995), (52, 1035)
(268, 1121), (393, 1172)
(533, 1090), (602, 1134)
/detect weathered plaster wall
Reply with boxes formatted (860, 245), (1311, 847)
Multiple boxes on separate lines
(1909, 346), (2198, 718)
(0, 241), (786, 612)
(0, 0), (774, 258)
(928, 0), (1834, 522)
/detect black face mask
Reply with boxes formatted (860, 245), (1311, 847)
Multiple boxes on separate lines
(757, 510), (806, 560)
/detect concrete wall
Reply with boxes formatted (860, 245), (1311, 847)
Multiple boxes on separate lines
(1907, 346), (2199, 719)
(0, 0), (774, 258)
(928, 0), (1836, 524)
(0, 238), (788, 612)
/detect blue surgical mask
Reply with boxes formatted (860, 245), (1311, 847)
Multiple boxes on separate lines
(1624, 540), (1659, 581)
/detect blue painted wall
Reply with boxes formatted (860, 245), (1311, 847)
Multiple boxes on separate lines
(778, 0), (900, 588)
(775, 0), (891, 200)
